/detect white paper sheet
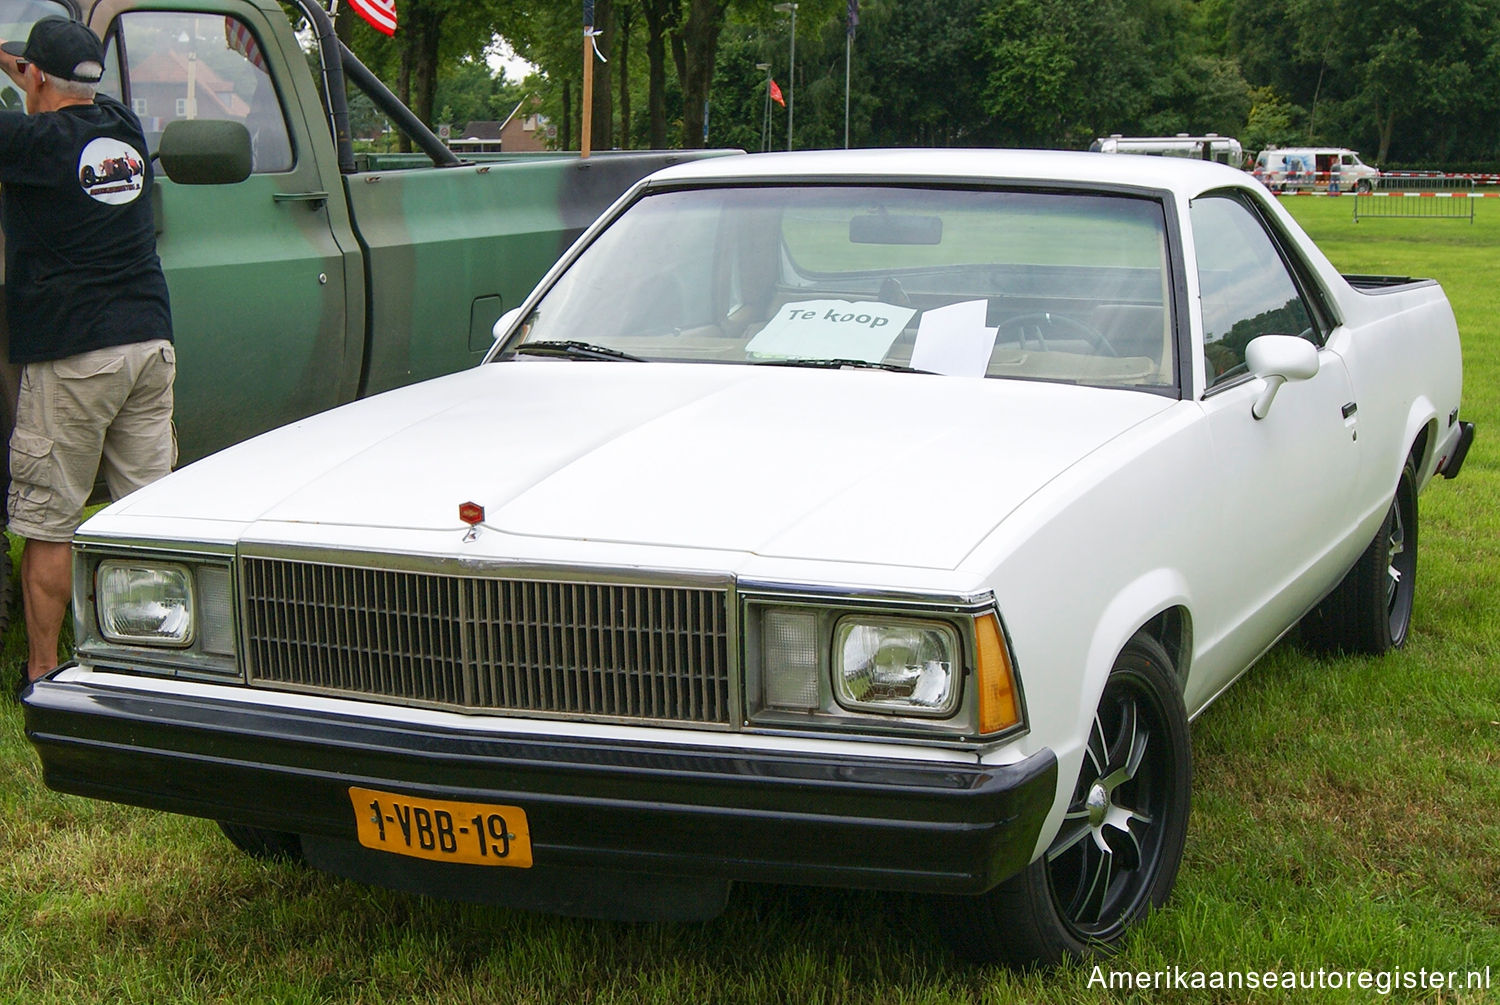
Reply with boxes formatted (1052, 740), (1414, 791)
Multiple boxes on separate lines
(746, 300), (915, 362)
(909, 300), (998, 378)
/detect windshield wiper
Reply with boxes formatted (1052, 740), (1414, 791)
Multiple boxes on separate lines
(754, 357), (935, 375)
(510, 340), (644, 362)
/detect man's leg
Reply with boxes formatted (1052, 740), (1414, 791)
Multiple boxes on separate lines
(21, 537), (72, 679)
(8, 349), (136, 684)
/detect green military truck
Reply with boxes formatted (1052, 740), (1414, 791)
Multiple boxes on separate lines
(0, 0), (733, 618)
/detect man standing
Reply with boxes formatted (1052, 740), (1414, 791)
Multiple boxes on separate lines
(0, 16), (175, 699)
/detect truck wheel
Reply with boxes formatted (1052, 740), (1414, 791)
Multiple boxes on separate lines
(1301, 458), (1417, 654)
(1356, 179), (1373, 194)
(217, 821), (304, 861)
(936, 632), (1191, 966)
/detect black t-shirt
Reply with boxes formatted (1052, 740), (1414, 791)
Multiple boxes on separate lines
(0, 93), (172, 363)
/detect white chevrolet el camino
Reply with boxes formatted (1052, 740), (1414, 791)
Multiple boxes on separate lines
(24, 150), (1473, 965)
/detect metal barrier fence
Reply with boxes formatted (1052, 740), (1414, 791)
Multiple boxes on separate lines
(1355, 173), (1476, 222)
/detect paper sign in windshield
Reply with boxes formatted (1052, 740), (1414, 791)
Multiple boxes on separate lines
(746, 300), (915, 362)
(910, 300), (998, 377)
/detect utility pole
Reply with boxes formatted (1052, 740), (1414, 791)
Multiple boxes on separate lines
(773, 2), (797, 150)
(757, 62), (772, 152)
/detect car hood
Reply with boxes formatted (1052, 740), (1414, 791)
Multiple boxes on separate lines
(102, 362), (1174, 571)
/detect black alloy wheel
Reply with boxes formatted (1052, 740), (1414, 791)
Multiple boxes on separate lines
(938, 632), (1191, 966)
(1300, 456), (1418, 655)
(1044, 646), (1187, 944)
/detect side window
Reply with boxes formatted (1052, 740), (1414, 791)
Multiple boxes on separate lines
(107, 11), (292, 173)
(1190, 194), (1315, 390)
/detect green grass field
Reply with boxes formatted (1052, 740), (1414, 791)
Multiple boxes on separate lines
(2, 196), (1497, 1004)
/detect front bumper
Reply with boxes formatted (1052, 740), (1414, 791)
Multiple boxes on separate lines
(24, 670), (1056, 904)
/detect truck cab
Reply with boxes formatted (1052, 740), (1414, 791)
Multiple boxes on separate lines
(0, 0), (736, 624)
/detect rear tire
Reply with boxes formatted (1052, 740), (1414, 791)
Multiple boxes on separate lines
(936, 632), (1191, 966)
(1301, 458), (1417, 655)
(217, 821), (303, 862)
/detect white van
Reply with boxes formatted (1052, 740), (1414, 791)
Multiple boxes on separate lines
(1252, 148), (1379, 193)
(1089, 134), (1245, 166)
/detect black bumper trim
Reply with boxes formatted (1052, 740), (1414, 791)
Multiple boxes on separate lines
(1441, 420), (1475, 479)
(24, 675), (1057, 895)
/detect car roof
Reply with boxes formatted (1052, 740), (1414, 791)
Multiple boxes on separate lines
(642, 148), (1255, 201)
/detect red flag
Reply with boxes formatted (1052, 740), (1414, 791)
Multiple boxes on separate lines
(769, 79), (785, 107)
(349, 0), (397, 35)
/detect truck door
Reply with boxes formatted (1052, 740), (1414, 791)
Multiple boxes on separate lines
(90, 1), (363, 466)
(1188, 192), (1362, 707)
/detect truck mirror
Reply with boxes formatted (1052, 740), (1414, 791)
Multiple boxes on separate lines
(492, 307), (525, 342)
(155, 120), (253, 185)
(1246, 334), (1320, 419)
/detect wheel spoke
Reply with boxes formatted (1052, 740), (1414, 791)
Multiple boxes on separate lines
(1095, 697), (1140, 790)
(1070, 838), (1113, 924)
(1084, 713), (1108, 779)
(1047, 815), (1093, 861)
(1386, 503), (1406, 610)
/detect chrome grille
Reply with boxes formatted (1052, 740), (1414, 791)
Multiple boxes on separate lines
(241, 557), (731, 724)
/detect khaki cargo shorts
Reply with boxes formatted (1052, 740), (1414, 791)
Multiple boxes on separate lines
(7, 339), (177, 542)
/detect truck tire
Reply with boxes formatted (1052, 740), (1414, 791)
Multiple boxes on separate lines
(937, 632), (1191, 966)
(217, 821), (304, 862)
(1301, 458), (1417, 654)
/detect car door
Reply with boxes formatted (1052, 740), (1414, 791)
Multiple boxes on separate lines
(1187, 192), (1361, 707)
(90, 0), (363, 465)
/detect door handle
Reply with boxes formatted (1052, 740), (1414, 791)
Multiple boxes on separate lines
(273, 191), (329, 210)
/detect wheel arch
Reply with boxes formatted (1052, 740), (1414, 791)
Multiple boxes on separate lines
(1402, 402), (1441, 488)
(1031, 574), (1193, 862)
(1080, 571), (1193, 709)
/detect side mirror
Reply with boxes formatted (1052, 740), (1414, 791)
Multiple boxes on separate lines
(492, 306), (525, 342)
(155, 120), (252, 185)
(1246, 334), (1320, 419)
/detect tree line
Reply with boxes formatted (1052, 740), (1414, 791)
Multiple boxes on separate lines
(334, 0), (1500, 168)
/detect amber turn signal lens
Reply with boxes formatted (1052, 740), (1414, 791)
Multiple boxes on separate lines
(975, 613), (1020, 734)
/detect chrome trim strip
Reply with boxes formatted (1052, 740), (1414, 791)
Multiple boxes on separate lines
(237, 541), (735, 591)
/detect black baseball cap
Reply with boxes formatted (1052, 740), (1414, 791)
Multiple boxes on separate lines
(2, 16), (104, 83)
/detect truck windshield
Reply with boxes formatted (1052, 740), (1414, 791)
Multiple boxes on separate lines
(501, 184), (1176, 391)
(0, 0), (74, 112)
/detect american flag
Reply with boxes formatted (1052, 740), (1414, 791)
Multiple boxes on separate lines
(350, 0), (397, 35)
(224, 17), (267, 74)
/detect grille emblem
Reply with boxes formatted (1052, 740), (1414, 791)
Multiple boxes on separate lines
(459, 501), (484, 541)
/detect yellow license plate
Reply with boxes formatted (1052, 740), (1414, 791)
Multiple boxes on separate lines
(349, 786), (533, 867)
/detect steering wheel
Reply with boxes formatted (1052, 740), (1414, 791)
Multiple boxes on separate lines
(993, 312), (1118, 357)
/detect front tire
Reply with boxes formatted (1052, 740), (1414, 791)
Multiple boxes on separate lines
(938, 632), (1191, 966)
(217, 821), (303, 861)
(1301, 458), (1417, 654)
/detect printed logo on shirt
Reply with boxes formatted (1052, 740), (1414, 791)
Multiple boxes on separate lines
(78, 137), (146, 204)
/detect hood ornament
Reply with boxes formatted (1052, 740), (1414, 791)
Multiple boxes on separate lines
(459, 501), (484, 542)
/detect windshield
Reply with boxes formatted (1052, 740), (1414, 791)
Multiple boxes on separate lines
(502, 185), (1176, 390)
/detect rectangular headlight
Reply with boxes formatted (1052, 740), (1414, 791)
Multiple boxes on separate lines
(96, 561), (194, 647)
(833, 617), (960, 716)
(745, 593), (1026, 741)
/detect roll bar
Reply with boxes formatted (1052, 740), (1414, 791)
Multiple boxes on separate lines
(285, 0), (461, 172)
